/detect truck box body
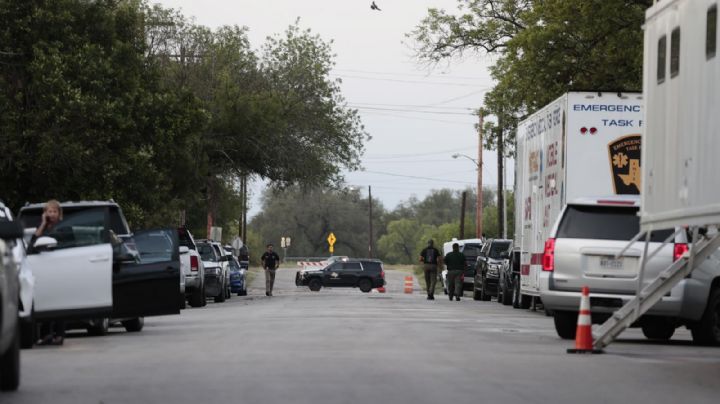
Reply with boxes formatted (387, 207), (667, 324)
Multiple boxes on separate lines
(514, 92), (644, 297)
(641, 0), (720, 231)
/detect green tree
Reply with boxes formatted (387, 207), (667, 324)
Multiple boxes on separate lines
(377, 219), (430, 264)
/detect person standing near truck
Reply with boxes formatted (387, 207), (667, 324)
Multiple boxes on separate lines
(419, 239), (441, 300)
(261, 244), (280, 297)
(444, 243), (466, 302)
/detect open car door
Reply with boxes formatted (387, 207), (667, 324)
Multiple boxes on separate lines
(112, 228), (182, 318)
(25, 207), (114, 320)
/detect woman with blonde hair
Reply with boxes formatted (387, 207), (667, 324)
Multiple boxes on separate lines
(34, 199), (66, 346)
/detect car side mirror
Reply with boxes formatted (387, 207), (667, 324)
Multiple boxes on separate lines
(34, 236), (58, 252)
(179, 246), (190, 255)
(0, 221), (23, 240)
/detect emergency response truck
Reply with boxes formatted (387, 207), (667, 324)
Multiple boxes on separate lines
(514, 92), (645, 308)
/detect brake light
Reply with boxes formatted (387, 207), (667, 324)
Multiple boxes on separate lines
(673, 243), (689, 262)
(380, 270), (385, 279)
(543, 238), (556, 272)
(190, 255), (199, 271)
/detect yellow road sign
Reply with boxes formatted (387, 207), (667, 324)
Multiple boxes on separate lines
(329, 245), (334, 254)
(327, 232), (336, 246)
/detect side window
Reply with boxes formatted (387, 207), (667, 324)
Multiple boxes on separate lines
(657, 35), (667, 83)
(133, 231), (174, 264)
(709, 5), (718, 60)
(109, 207), (130, 235)
(670, 27), (681, 78)
(341, 262), (362, 271)
(47, 208), (107, 250)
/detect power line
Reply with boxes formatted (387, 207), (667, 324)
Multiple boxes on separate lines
(362, 170), (475, 185)
(364, 145), (477, 159)
(360, 111), (477, 126)
(353, 106), (475, 116)
(333, 74), (492, 87)
(349, 102), (475, 111)
(333, 68), (492, 81)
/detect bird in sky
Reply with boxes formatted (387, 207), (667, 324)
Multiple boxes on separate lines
(370, 1), (381, 11)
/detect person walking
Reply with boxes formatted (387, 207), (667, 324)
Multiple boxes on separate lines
(419, 239), (441, 300)
(261, 244), (280, 296)
(444, 243), (466, 302)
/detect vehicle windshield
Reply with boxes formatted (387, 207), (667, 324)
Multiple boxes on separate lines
(197, 243), (216, 261)
(557, 205), (673, 241)
(461, 243), (483, 260)
(488, 241), (512, 259)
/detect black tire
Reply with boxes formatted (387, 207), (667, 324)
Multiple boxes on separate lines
(553, 311), (578, 340)
(201, 285), (207, 307)
(20, 318), (35, 349)
(308, 278), (322, 292)
(480, 276), (491, 301)
(500, 280), (513, 306)
(189, 286), (204, 308)
(122, 317), (144, 333)
(358, 278), (373, 293)
(0, 325), (20, 391)
(473, 286), (482, 301)
(87, 318), (109, 336)
(642, 319), (676, 341)
(691, 288), (720, 346)
(214, 289), (226, 303)
(226, 285), (232, 300)
(180, 292), (187, 309)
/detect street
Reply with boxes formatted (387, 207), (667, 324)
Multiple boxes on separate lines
(8, 268), (720, 404)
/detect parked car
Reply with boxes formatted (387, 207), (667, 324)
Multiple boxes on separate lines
(474, 239), (513, 301)
(0, 203), (34, 349)
(197, 240), (229, 303)
(540, 196), (720, 344)
(178, 227), (206, 307)
(18, 201), (182, 341)
(441, 239), (484, 294)
(504, 248), (523, 308)
(0, 218), (24, 391)
(296, 258), (385, 293)
(227, 254), (247, 296)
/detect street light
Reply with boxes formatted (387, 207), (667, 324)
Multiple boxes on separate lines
(452, 153), (483, 239)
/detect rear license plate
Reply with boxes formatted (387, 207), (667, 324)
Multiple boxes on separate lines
(599, 256), (623, 269)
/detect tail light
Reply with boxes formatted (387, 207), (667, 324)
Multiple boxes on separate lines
(673, 243), (688, 262)
(542, 238), (556, 272)
(380, 269), (385, 279)
(190, 255), (199, 271)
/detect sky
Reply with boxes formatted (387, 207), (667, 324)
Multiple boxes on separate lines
(154, 0), (515, 216)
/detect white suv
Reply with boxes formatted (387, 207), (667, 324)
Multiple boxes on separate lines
(540, 196), (720, 345)
(0, 217), (24, 391)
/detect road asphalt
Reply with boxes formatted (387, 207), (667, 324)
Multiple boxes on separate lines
(7, 267), (720, 404)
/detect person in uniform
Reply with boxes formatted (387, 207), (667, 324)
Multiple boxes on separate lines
(419, 239), (441, 300)
(261, 244), (280, 296)
(444, 243), (466, 302)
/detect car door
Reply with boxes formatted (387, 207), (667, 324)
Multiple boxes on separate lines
(25, 207), (113, 320)
(323, 262), (344, 286)
(339, 262), (361, 286)
(112, 228), (181, 318)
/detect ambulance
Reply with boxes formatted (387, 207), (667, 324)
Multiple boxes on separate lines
(514, 92), (644, 307)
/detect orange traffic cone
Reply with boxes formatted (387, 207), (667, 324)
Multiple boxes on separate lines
(403, 276), (413, 294)
(567, 286), (604, 354)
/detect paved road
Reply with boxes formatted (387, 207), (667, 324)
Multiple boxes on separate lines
(7, 268), (720, 404)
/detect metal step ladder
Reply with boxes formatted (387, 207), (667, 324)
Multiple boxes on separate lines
(593, 229), (720, 350)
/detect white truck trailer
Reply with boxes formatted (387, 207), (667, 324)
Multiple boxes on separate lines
(514, 91), (645, 307)
(592, 0), (720, 349)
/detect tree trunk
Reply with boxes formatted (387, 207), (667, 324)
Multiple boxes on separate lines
(460, 191), (467, 239)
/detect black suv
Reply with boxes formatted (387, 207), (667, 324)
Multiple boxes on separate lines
(497, 248), (521, 306)
(296, 259), (385, 293)
(473, 239), (512, 301)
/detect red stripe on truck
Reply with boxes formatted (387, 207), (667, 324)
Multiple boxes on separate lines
(530, 253), (544, 265)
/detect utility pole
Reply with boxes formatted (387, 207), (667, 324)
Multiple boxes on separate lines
(242, 175), (248, 242)
(239, 176), (245, 238)
(497, 111), (505, 240)
(460, 191), (467, 239)
(368, 185), (374, 258)
(477, 111), (484, 239)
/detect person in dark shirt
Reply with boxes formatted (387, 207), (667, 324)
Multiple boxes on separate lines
(444, 243), (466, 302)
(419, 239), (441, 300)
(33, 200), (67, 345)
(261, 244), (281, 297)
